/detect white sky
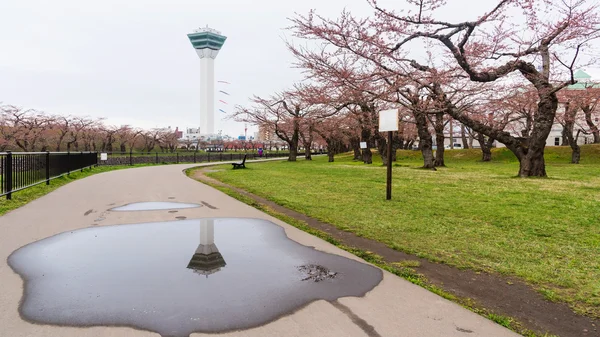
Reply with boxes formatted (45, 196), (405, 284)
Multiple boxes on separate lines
(1, 0), (598, 137)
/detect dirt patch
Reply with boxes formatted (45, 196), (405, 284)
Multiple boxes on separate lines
(298, 264), (338, 282)
(191, 170), (599, 337)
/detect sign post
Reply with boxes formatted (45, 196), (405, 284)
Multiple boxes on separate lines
(379, 109), (399, 200)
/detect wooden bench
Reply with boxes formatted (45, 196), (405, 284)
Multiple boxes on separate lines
(232, 155), (247, 169)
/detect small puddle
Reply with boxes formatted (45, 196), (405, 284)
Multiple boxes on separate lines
(8, 218), (382, 337)
(109, 202), (200, 211)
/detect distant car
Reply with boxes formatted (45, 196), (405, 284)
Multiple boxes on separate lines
(444, 144), (463, 149)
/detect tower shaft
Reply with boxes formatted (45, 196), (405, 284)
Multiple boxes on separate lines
(200, 58), (215, 135)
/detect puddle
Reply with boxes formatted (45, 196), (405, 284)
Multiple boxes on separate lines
(8, 218), (382, 337)
(109, 202), (200, 211)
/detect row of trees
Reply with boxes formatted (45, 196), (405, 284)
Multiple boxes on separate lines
(0, 105), (180, 153)
(0, 105), (309, 154)
(233, 0), (600, 177)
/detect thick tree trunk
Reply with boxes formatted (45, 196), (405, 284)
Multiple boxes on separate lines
(362, 148), (373, 164)
(304, 142), (312, 160)
(287, 121), (300, 162)
(434, 112), (445, 167)
(288, 142), (298, 161)
(516, 93), (558, 177)
(477, 133), (493, 162)
(325, 139), (336, 162)
(360, 126), (373, 164)
(518, 146), (546, 177)
(376, 133), (395, 166)
(415, 111), (435, 169)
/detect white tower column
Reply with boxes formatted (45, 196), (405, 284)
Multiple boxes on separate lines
(187, 26), (226, 139)
(199, 219), (214, 245)
(200, 58), (215, 135)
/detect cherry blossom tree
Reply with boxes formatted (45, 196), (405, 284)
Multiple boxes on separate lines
(291, 0), (600, 176)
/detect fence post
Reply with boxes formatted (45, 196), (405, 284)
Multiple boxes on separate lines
(45, 151), (50, 185)
(208, 152), (210, 162)
(5, 151), (12, 200)
(219, 153), (222, 162)
(67, 151), (71, 175)
(129, 149), (133, 166)
(194, 152), (196, 163)
(80, 152), (84, 172)
(177, 153), (179, 164)
(155, 152), (158, 164)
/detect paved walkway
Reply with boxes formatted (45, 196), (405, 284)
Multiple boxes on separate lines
(0, 164), (519, 337)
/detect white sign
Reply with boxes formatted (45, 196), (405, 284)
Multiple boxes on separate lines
(379, 109), (399, 132)
(100, 153), (108, 161)
(360, 142), (367, 149)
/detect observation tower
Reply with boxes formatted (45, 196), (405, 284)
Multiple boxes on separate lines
(187, 26), (227, 136)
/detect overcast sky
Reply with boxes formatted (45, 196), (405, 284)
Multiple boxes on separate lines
(1, 0), (598, 137)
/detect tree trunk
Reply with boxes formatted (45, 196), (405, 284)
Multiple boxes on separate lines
(516, 93), (558, 177)
(377, 134), (388, 166)
(477, 133), (493, 162)
(434, 112), (445, 167)
(567, 129), (581, 164)
(561, 127), (569, 146)
(582, 107), (600, 143)
(350, 137), (361, 160)
(325, 139), (336, 162)
(362, 148), (373, 164)
(360, 126), (373, 164)
(518, 146), (546, 177)
(461, 124), (469, 149)
(563, 102), (580, 164)
(304, 143), (312, 160)
(415, 111), (435, 169)
(288, 120), (300, 162)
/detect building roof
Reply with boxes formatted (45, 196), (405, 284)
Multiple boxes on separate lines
(567, 70), (600, 90)
(574, 69), (592, 80)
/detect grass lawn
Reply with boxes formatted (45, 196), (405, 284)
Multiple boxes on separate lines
(203, 145), (600, 317)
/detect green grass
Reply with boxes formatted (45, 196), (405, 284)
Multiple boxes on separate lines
(199, 145), (600, 318)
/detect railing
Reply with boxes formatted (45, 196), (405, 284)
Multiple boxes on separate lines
(96, 151), (317, 166)
(0, 152), (98, 200)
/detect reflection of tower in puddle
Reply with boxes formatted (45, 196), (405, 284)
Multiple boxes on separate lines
(187, 219), (226, 277)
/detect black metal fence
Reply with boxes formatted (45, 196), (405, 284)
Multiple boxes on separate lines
(0, 152), (98, 200)
(96, 151), (304, 166)
(0, 150), (325, 199)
